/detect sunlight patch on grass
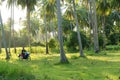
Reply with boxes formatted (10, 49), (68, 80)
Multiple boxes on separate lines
(87, 56), (111, 61)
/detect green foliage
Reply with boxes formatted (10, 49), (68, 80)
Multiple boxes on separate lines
(31, 42), (45, 47)
(70, 55), (79, 59)
(0, 61), (35, 80)
(28, 46), (46, 53)
(48, 38), (57, 49)
(65, 31), (90, 52)
(98, 34), (104, 48)
(0, 47), (120, 80)
(48, 38), (60, 53)
(108, 33), (120, 45)
(106, 45), (120, 50)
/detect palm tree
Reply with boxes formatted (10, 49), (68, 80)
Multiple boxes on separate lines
(0, 32), (1, 53)
(8, 0), (37, 51)
(88, 0), (99, 53)
(0, 11), (10, 60)
(72, 0), (84, 56)
(38, 0), (56, 54)
(17, 0), (37, 51)
(56, 0), (69, 63)
(97, 0), (110, 49)
(64, 0), (74, 30)
(42, 0), (48, 54)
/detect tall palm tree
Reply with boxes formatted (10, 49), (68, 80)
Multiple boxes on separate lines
(42, 0), (49, 54)
(72, 0), (84, 56)
(0, 11), (10, 59)
(17, 0), (37, 51)
(38, 0), (56, 54)
(7, 0), (16, 53)
(56, 0), (69, 63)
(64, 0), (74, 30)
(97, 0), (110, 49)
(88, 0), (99, 53)
(0, 32), (1, 53)
(8, 0), (37, 51)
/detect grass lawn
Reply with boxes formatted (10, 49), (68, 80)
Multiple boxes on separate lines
(0, 49), (120, 80)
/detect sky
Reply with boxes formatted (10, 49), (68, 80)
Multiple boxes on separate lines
(0, 0), (26, 31)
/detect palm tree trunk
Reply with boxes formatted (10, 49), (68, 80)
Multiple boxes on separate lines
(102, 15), (106, 49)
(0, 11), (10, 60)
(42, 0), (49, 54)
(72, 0), (84, 57)
(44, 14), (49, 54)
(92, 0), (99, 53)
(8, 1), (13, 54)
(27, 3), (31, 52)
(0, 33), (1, 53)
(56, 0), (69, 63)
(70, 21), (73, 31)
(12, 1), (16, 53)
(88, 0), (93, 48)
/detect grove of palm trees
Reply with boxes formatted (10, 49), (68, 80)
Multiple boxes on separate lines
(0, 0), (120, 80)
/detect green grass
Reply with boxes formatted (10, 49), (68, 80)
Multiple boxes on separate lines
(0, 48), (120, 80)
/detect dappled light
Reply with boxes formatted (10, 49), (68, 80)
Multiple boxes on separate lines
(0, 0), (120, 79)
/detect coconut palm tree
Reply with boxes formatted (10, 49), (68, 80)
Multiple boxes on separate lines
(17, 0), (37, 51)
(72, 0), (84, 56)
(88, 0), (99, 53)
(37, 0), (56, 54)
(0, 11), (10, 59)
(56, 0), (69, 63)
(42, 0), (49, 54)
(64, 0), (74, 30)
(8, 0), (37, 51)
(97, 0), (110, 49)
(0, 32), (1, 53)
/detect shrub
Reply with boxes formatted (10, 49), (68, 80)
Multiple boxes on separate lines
(98, 34), (104, 48)
(108, 33), (120, 45)
(65, 31), (90, 52)
(48, 38), (58, 49)
(31, 42), (45, 47)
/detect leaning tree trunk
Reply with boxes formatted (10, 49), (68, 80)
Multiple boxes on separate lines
(72, 0), (84, 57)
(56, 0), (69, 63)
(0, 11), (10, 60)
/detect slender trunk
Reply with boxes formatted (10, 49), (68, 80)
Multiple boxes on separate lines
(27, 3), (31, 52)
(102, 15), (106, 49)
(92, 0), (99, 53)
(8, 2), (12, 54)
(0, 11), (10, 60)
(12, 1), (16, 53)
(70, 21), (73, 31)
(42, 0), (49, 54)
(51, 20), (55, 37)
(72, 0), (84, 57)
(44, 14), (49, 54)
(0, 32), (1, 53)
(88, 0), (93, 48)
(56, 0), (69, 63)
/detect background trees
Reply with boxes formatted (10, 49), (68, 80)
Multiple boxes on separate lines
(0, 0), (119, 60)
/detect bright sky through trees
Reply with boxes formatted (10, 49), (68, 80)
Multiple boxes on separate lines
(0, 0), (26, 31)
